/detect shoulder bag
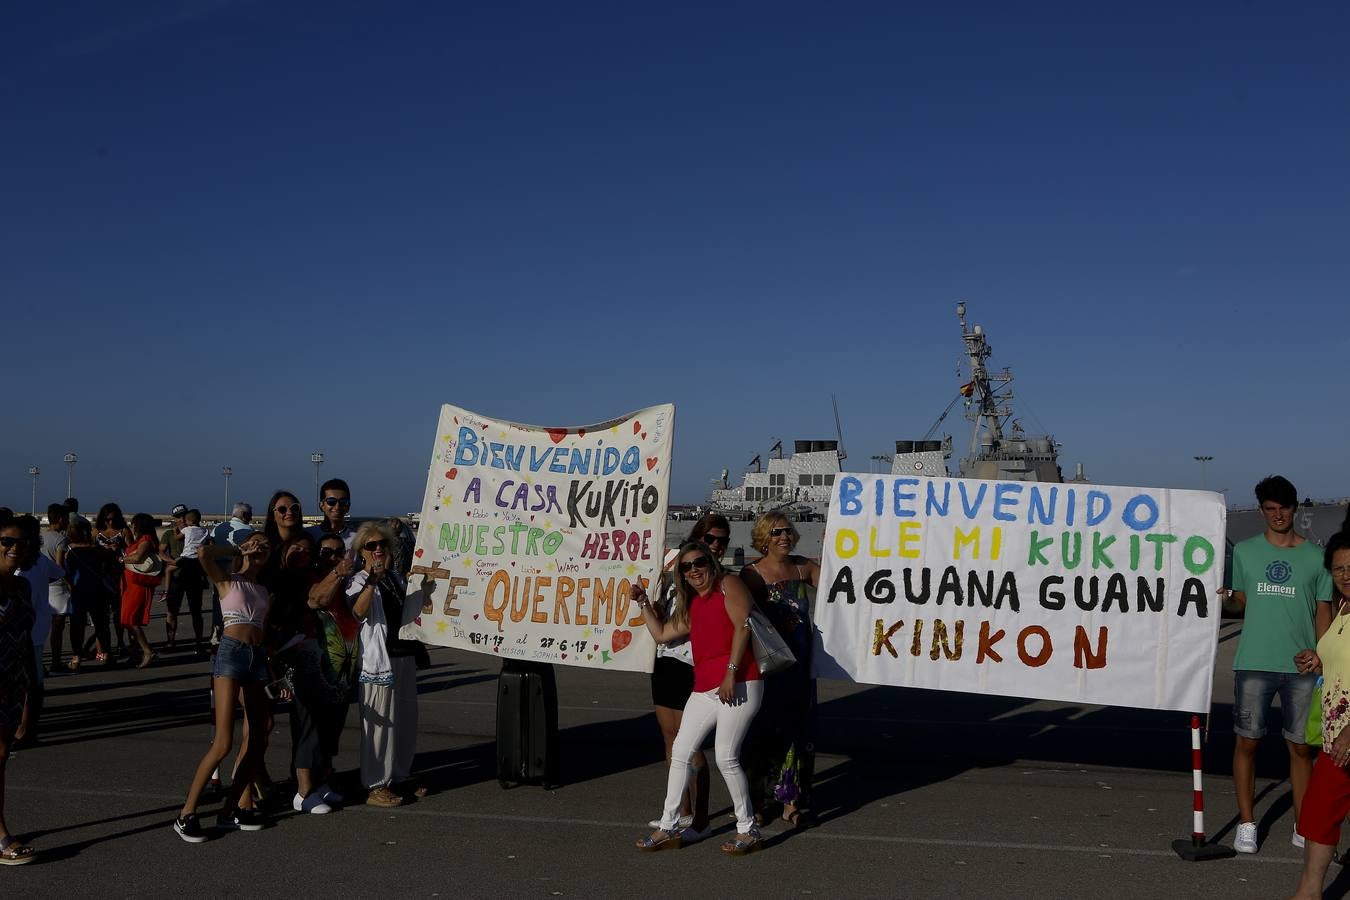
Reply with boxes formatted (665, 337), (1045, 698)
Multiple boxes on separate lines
(748, 608), (796, 675)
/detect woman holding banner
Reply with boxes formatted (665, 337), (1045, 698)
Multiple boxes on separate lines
(348, 522), (423, 808)
(741, 512), (820, 829)
(642, 515), (728, 841)
(632, 540), (763, 855)
(1291, 531), (1350, 898)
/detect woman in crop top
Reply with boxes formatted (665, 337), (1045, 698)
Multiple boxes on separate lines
(632, 540), (764, 855)
(172, 532), (275, 842)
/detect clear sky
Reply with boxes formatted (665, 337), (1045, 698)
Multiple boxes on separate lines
(3, 1), (1348, 516)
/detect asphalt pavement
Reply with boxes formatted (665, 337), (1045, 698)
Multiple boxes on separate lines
(4, 614), (1339, 899)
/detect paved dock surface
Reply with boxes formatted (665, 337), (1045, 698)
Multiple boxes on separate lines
(5, 616), (1340, 899)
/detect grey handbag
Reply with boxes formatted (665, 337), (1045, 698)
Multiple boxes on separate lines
(747, 608), (796, 674)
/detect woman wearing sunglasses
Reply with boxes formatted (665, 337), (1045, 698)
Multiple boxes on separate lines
(1290, 531), (1350, 898)
(347, 522), (422, 807)
(173, 532), (276, 842)
(633, 540), (763, 855)
(642, 515), (731, 842)
(740, 512), (820, 830)
(294, 534), (361, 802)
(264, 491), (306, 549)
(0, 518), (38, 864)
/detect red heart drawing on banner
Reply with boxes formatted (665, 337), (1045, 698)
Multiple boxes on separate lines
(473, 614), (479, 620)
(414, 549), (424, 558)
(646, 458), (658, 471)
(414, 616), (422, 626)
(480, 423), (488, 430)
(612, 630), (632, 653)
(592, 643), (599, 651)
(641, 432), (647, 439)
(632, 420), (642, 434)
(446, 468), (458, 479)
(493, 646), (499, 653)
(546, 428), (567, 443)
(561, 653), (567, 659)
(577, 428), (586, 438)
(587, 654), (594, 661)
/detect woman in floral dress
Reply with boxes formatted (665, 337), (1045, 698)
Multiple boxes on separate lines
(741, 512), (820, 829)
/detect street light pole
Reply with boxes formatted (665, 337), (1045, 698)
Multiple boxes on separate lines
(222, 466), (232, 517)
(28, 466), (39, 515)
(64, 452), (77, 498)
(311, 451), (325, 504)
(1193, 455), (1214, 490)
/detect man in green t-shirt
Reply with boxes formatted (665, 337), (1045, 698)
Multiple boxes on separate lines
(1226, 475), (1333, 854)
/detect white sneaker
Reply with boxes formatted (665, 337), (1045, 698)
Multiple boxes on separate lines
(648, 814), (693, 830)
(1234, 821), (1258, 853)
(1292, 829), (1305, 849)
(292, 792), (333, 815)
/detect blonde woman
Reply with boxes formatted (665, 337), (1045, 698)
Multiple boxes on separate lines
(740, 512), (820, 829)
(347, 522), (422, 807)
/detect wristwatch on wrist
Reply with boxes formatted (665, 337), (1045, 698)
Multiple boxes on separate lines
(726, 662), (737, 671)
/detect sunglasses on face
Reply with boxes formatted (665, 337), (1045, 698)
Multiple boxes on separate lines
(274, 504), (301, 515)
(0, 536), (24, 549)
(769, 527), (794, 538)
(323, 497), (352, 508)
(678, 556), (711, 573)
(703, 533), (730, 547)
(318, 547), (344, 560)
(363, 539), (388, 552)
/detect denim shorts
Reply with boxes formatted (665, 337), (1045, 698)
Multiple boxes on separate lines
(213, 636), (269, 683)
(1233, 669), (1317, 743)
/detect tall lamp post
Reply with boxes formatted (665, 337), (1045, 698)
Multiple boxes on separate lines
(28, 466), (40, 515)
(311, 451), (325, 504)
(1194, 455), (1214, 490)
(222, 466), (232, 517)
(64, 452), (77, 498)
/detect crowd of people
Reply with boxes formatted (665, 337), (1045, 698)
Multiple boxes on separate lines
(5, 472), (1350, 883)
(0, 479), (423, 860)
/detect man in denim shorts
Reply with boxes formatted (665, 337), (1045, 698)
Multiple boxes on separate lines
(1226, 475), (1333, 854)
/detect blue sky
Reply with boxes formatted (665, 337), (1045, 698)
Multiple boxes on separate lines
(3, 1), (1347, 515)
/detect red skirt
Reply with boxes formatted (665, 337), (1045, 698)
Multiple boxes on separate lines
(120, 581), (154, 628)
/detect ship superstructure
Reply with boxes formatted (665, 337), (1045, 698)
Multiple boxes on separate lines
(703, 301), (1068, 521)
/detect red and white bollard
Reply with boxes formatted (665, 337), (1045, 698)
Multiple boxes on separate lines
(1173, 714), (1236, 860)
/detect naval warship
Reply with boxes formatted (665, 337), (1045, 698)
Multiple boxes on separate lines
(669, 301), (1088, 560)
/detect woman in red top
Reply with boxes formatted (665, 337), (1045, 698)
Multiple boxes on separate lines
(633, 540), (763, 855)
(119, 513), (163, 668)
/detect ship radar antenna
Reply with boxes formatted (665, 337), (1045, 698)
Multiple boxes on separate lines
(832, 394), (848, 463)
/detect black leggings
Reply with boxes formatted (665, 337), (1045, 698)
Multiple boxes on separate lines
(73, 591), (114, 657)
(166, 560), (206, 643)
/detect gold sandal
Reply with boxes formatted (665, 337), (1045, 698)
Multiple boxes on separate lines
(635, 828), (682, 852)
(720, 831), (762, 856)
(0, 835), (35, 866)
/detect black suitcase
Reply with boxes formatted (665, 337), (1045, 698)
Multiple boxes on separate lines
(495, 659), (559, 788)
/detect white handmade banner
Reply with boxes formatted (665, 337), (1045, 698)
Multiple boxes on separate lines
(402, 403), (673, 672)
(813, 476), (1227, 712)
